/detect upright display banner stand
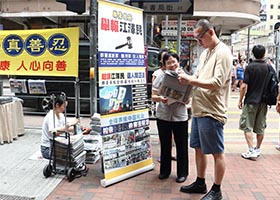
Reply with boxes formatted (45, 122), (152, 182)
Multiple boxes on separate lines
(98, 0), (154, 187)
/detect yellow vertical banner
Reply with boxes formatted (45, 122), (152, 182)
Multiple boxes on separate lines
(0, 27), (79, 77)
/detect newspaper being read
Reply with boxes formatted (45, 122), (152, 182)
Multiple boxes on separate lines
(159, 70), (192, 105)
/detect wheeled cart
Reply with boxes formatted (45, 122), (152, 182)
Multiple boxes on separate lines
(43, 131), (88, 182)
(42, 92), (88, 182)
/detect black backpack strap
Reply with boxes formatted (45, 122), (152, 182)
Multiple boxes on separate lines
(263, 64), (270, 92)
(267, 63), (278, 79)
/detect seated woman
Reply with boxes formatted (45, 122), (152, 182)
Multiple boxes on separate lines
(40, 93), (79, 159)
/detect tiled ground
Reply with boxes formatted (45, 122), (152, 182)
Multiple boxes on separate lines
(46, 137), (280, 200)
(46, 92), (280, 200)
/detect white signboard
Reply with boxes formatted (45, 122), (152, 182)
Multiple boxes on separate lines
(161, 20), (197, 37)
(131, 0), (193, 14)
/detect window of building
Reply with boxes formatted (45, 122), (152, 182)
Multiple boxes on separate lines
(271, 4), (274, 9)
(270, 25), (273, 30)
(278, 15), (280, 19)
(278, 4), (280, 9)
(271, 15), (273, 19)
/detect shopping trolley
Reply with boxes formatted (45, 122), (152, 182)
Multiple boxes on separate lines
(42, 92), (88, 182)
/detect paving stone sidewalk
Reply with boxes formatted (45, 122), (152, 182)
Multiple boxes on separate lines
(47, 136), (280, 200)
(0, 129), (63, 200)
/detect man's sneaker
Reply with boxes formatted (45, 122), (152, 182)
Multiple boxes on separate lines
(180, 181), (207, 194)
(254, 147), (261, 157)
(200, 190), (222, 200)
(241, 149), (258, 159)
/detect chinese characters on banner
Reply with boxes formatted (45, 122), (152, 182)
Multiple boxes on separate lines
(98, 0), (153, 187)
(0, 27), (79, 77)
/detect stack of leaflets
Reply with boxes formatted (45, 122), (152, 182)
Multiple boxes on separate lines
(51, 134), (86, 167)
(0, 97), (13, 105)
(83, 133), (102, 164)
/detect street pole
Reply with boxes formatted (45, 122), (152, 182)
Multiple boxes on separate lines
(150, 15), (154, 46)
(247, 27), (250, 62)
(75, 77), (80, 117)
(89, 0), (98, 116)
(165, 15), (168, 48)
(144, 14), (147, 45)
(176, 14), (182, 57)
(275, 30), (280, 79)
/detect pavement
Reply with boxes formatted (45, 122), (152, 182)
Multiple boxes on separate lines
(0, 129), (64, 200)
(1, 78), (280, 199)
(46, 117), (280, 200)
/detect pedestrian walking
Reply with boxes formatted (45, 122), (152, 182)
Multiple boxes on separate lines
(267, 57), (276, 72)
(276, 89), (280, 151)
(232, 59), (245, 92)
(231, 60), (238, 91)
(178, 19), (232, 200)
(238, 45), (274, 159)
(276, 86), (280, 114)
(152, 51), (189, 183)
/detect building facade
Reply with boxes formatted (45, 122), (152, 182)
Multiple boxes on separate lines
(232, 0), (280, 60)
(0, 0), (262, 64)
(0, 0), (260, 35)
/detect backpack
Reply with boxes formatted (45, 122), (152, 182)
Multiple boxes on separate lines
(262, 64), (279, 106)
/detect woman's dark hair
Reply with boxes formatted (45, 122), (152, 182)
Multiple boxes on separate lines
(51, 94), (65, 108)
(158, 48), (169, 67)
(162, 51), (179, 66)
(42, 92), (66, 111)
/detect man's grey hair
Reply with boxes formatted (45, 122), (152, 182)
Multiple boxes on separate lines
(194, 19), (213, 31)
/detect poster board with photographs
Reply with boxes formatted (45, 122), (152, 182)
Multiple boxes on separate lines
(9, 79), (28, 94)
(28, 80), (47, 94)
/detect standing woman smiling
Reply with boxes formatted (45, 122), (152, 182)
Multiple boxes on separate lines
(152, 52), (189, 183)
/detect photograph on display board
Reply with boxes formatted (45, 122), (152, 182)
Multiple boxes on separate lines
(102, 128), (151, 172)
(99, 85), (132, 115)
(28, 80), (47, 94)
(103, 133), (122, 149)
(9, 79), (28, 94)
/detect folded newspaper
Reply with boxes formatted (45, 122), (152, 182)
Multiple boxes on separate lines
(158, 70), (192, 105)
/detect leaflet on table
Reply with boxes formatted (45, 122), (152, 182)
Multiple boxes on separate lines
(158, 70), (192, 105)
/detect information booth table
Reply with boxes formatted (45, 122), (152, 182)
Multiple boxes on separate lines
(0, 99), (24, 144)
